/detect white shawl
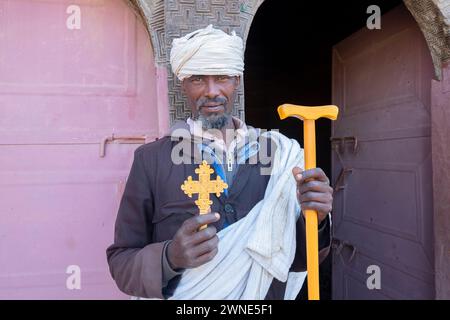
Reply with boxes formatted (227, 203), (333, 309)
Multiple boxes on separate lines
(169, 131), (307, 300)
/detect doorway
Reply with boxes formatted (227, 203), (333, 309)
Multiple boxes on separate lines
(243, 0), (427, 299)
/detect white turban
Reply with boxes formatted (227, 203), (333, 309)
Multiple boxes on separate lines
(170, 24), (244, 81)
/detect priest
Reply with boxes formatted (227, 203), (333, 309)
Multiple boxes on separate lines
(106, 25), (333, 300)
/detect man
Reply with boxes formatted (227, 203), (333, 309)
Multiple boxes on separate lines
(106, 25), (333, 300)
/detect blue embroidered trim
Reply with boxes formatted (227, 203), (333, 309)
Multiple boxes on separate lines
(195, 139), (260, 229)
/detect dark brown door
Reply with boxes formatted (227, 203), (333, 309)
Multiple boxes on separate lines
(331, 5), (435, 299)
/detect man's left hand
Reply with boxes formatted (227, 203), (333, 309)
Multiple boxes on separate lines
(292, 167), (333, 224)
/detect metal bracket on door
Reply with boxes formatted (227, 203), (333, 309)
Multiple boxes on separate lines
(332, 238), (357, 265)
(334, 168), (353, 191)
(330, 136), (358, 154)
(331, 136), (357, 191)
(100, 134), (147, 157)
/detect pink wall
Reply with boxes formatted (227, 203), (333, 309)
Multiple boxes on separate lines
(0, 0), (168, 299)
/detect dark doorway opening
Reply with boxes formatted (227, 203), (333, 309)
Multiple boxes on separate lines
(244, 0), (402, 299)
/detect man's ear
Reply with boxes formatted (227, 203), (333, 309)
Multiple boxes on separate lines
(180, 79), (187, 93)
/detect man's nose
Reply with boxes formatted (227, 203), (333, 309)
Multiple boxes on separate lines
(204, 78), (220, 98)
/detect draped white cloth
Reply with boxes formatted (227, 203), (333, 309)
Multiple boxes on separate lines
(170, 24), (244, 81)
(169, 131), (307, 300)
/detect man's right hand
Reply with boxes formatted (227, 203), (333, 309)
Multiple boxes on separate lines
(166, 212), (220, 270)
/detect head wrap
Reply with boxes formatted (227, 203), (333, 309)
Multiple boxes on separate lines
(170, 24), (244, 81)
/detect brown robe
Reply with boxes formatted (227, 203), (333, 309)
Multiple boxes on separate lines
(106, 124), (331, 299)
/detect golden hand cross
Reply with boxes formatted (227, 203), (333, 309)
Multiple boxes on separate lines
(181, 160), (228, 229)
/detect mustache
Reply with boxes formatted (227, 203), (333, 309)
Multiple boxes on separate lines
(196, 96), (228, 109)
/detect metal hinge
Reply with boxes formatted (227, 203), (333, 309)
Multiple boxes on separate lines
(99, 134), (147, 157)
(332, 238), (357, 265)
(334, 168), (353, 191)
(330, 136), (358, 154)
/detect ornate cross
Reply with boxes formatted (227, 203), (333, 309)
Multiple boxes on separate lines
(181, 160), (228, 228)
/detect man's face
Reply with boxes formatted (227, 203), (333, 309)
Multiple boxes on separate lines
(182, 75), (240, 130)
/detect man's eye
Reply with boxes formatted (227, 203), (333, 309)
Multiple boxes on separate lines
(217, 76), (230, 81)
(191, 77), (203, 83)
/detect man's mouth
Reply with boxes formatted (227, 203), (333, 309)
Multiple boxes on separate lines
(200, 104), (224, 113)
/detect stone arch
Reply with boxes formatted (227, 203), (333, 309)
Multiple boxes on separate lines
(238, 0), (266, 45)
(125, 0), (166, 64)
(403, 0), (450, 80)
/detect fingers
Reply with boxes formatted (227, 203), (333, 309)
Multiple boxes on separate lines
(189, 225), (217, 246)
(292, 167), (329, 185)
(293, 167), (333, 222)
(300, 201), (332, 215)
(292, 166), (302, 177)
(297, 190), (333, 204)
(168, 212), (221, 269)
(293, 167), (332, 194)
(298, 180), (333, 195)
(180, 234), (219, 269)
(190, 235), (219, 257)
(182, 213), (220, 234)
(195, 247), (219, 266)
(176, 227), (219, 269)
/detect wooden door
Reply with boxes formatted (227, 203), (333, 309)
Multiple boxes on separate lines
(331, 5), (435, 299)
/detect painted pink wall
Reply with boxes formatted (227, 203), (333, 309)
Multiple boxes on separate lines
(0, 0), (168, 299)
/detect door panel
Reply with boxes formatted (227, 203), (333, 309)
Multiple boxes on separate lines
(332, 5), (435, 299)
(0, 0), (162, 299)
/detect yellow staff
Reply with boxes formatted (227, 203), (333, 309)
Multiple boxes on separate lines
(278, 104), (339, 300)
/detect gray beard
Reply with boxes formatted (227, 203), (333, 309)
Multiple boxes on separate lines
(197, 112), (231, 130)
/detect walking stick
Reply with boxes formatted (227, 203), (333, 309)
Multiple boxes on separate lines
(277, 104), (339, 300)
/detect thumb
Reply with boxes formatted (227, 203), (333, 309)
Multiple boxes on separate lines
(292, 167), (303, 180)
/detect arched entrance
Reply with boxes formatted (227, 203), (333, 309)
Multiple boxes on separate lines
(245, 0), (436, 299)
